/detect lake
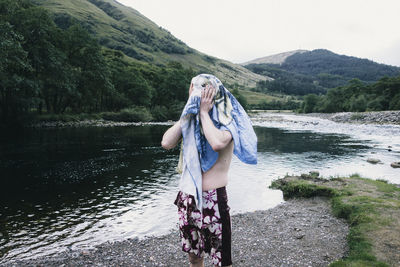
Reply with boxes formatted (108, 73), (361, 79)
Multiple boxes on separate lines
(1, 113), (399, 262)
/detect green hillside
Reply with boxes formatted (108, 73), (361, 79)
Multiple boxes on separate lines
(1, 0), (280, 127)
(245, 49), (400, 96)
(34, 0), (266, 88)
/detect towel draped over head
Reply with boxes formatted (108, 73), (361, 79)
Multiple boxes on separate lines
(178, 74), (257, 210)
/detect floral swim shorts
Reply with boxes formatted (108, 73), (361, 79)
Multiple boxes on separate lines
(174, 186), (232, 267)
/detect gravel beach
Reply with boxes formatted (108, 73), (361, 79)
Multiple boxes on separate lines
(304, 110), (400, 125)
(249, 110), (400, 125)
(3, 197), (349, 267)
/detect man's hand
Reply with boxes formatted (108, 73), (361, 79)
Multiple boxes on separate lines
(199, 85), (232, 151)
(200, 85), (216, 115)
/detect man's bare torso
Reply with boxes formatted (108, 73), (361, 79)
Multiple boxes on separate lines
(202, 140), (234, 191)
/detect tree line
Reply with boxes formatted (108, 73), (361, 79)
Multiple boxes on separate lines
(0, 0), (195, 127)
(301, 76), (400, 113)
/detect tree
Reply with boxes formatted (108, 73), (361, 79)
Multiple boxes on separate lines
(349, 94), (367, 112)
(302, 94), (319, 113)
(231, 87), (248, 110)
(0, 22), (35, 124)
(152, 62), (194, 106)
(64, 25), (114, 113)
(8, 3), (76, 114)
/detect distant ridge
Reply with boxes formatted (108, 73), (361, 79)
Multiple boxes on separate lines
(241, 49), (308, 66)
(243, 49), (400, 96)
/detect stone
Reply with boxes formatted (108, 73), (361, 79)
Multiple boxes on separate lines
(367, 158), (381, 164)
(390, 162), (400, 168)
(295, 234), (305, 239)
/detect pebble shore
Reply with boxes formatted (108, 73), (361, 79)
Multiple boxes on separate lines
(3, 197), (349, 267)
(305, 110), (400, 125)
(28, 120), (173, 128)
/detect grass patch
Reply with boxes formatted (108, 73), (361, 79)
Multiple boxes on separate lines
(270, 173), (400, 266)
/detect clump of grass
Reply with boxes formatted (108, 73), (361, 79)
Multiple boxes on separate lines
(270, 179), (339, 199)
(270, 174), (400, 266)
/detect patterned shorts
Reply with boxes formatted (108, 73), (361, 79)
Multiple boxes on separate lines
(174, 187), (232, 267)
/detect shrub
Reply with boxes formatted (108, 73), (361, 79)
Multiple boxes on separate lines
(389, 94), (400, 110)
(151, 105), (169, 121)
(302, 94), (319, 113)
(350, 95), (367, 112)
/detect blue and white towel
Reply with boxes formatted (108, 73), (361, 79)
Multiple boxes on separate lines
(178, 74), (257, 210)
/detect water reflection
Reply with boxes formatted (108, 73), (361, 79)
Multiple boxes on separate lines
(255, 127), (370, 154)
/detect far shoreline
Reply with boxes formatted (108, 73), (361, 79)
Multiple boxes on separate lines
(250, 110), (400, 125)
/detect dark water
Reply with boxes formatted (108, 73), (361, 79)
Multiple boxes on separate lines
(0, 122), (397, 262)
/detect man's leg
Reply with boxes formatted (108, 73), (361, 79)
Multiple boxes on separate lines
(188, 252), (204, 267)
(217, 187), (232, 267)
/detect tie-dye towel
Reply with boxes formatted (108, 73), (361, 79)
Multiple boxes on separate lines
(178, 74), (257, 210)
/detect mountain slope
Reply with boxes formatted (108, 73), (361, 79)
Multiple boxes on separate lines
(240, 49), (307, 65)
(244, 49), (400, 95)
(34, 0), (266, 87)
(280, 49), (400, 82)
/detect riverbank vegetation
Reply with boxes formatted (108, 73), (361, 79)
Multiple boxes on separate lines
(271, 173), (400, 266)
(301, 76), (400, 113)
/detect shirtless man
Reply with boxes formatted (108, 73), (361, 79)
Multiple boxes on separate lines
(161, 83), (233, 267)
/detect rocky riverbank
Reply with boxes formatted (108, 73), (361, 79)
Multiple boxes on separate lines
(2, 197), (348, 267)
(249, 110), (400, 125)
(304, 110), (400, 125)
(271, 174), (400, 266)
(29, 119), (173, 128)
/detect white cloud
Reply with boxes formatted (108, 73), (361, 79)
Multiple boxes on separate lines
(117, 0), (400, 66)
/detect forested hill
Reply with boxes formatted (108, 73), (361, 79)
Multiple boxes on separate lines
(34, 0), (265, 87)
(245, 49), (400, 95)
(279, 49), (399, 81)
(1, 0), (267, 127)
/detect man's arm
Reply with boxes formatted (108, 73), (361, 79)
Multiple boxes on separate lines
(161, 120), (182, 150)
(200, 86), (232, 152)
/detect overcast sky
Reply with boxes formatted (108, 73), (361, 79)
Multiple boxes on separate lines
(117, 0), (400, 66)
